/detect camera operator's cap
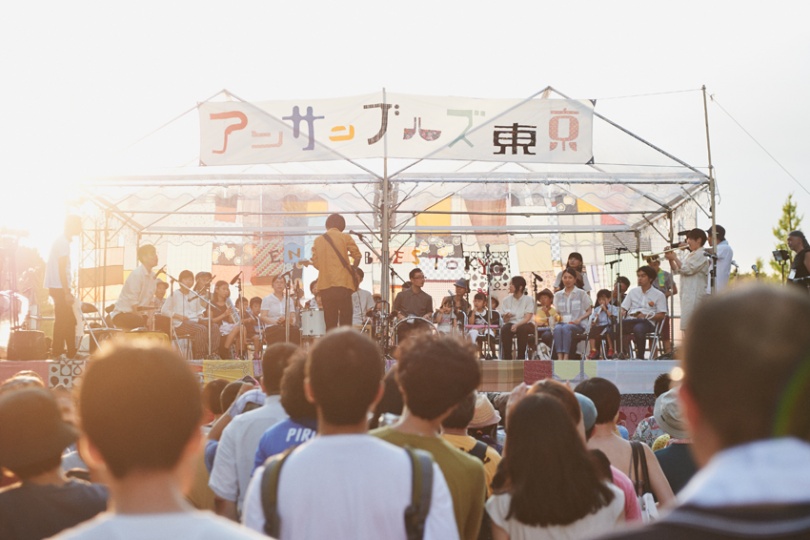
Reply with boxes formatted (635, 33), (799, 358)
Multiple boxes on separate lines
(468, 393), (501, 428)
(453, 278), (469, 291)
(654, 387), (689, 439)
(0, 387), (77, 471)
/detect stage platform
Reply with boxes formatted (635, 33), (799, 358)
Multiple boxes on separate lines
(1, 357), (675, 435)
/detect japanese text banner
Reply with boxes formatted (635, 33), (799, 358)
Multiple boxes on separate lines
(199, 93), (593, 165)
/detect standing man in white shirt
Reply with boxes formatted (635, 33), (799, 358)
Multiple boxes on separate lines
(620, 266), (667, 359)
(706, 224), (733, 293)
(45, 215), (82, 359)
(499, 276), (536, 360)
(111, 244), (159, 331)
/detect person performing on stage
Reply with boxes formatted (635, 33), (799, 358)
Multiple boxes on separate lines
(110, 244), (159, 331)
(310, 213), (361, 331)
(260, 274), (301, 345)
(392, 267), (434, 343)
(45, 215), (82, 359)
(706, 224), (733, 293)
(160, 270), (209, 359)
(787, 230), (810, 292)
(350, 268), (375, 331)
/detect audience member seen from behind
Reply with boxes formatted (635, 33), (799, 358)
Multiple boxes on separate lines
(373, 334), (486, 540)
(574, 377), (674, 507)
(487, 394), (624, 539)
(652, 387), (697, 495)
(252, 351), (318, 472)
(601, 285), (810, 538)
(0, 388), (108, 540)
(52, 342), (264, 539)
(241, 328), (459, 539)
(631, 372), (672, 447)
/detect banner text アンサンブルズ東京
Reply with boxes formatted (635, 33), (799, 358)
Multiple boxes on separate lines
(199, 92), (593, 165)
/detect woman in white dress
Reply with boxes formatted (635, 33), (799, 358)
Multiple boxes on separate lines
(665, 228), (710, 331)
(486, 393), (624, 540)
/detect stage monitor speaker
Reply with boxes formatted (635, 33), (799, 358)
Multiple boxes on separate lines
(7, 330), (47, 360)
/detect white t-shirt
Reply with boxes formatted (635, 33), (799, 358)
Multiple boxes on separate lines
(161, 290), (204, 328)
(52, 511), (266, 539)
(620, 286), (667, 318)
(500, 294), (536, 326)
(260, 294), (296, 325)
(352, 288), (375, 326)
(44, 235), (71, 289)
(242, 435), (459, 540)
(208, 397), (286, 512)
(486, 483), (625, 540)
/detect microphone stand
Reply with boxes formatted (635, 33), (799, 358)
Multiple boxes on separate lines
(611, 248), (627, 359)
(234, 274), (246, 358)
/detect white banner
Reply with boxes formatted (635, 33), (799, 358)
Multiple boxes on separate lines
(199, 92), (593, 165)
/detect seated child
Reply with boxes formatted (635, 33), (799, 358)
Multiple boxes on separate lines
(433, 297), (457, 334)
(534, 288), (560, 349)
(587, 289), (618, 359)
(468, 292), (500, 357)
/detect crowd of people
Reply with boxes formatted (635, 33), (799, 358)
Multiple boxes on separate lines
(1, 282), (809, 539)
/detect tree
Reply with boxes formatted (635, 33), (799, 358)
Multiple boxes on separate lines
(770, 194), (803, 275)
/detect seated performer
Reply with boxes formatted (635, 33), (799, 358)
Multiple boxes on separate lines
(160, 270), (210, 359)
(391, 267), (434, 343)
(111, 244), (159, 330)
(260, 275), (301, 345)
(207, 280), (241, 359)
(534, 288), (559, 350)
(621, 266), (667, 358)
(553, 252), (592, 294)
(468, 292), (499, 358)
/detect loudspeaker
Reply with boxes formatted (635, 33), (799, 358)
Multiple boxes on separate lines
(7, 330), (47, 360)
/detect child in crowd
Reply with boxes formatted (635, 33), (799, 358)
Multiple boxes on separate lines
(587, 289), (619, 359)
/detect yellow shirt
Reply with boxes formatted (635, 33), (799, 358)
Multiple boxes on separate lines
(535, 305), (561, 327)
(311, 228), (362, 291)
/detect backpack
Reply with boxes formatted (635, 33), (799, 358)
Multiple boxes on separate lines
(260, 445), (433, 540)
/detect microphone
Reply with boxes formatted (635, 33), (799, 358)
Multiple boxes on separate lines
(751, 264), (759, 276)
(434, 256), (439, 270)
(616, 247), (626, 252)
(531, 272), (544, 282)
(677, 230), (690, 236)
(731, 260), (739, 270)
(230, 271), (243, 285)
(349, 230), (364, 240)
(155, 265), (167, 276)
(464, 256), (470, 271)
(485, 244), (490, 256)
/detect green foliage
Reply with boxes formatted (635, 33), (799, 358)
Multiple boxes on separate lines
(770, 194), (803, 275)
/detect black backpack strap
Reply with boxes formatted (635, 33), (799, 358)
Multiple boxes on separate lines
(403, 446), (433, 540)
(630, 441), (652, 496)
(468, 440), (488, 463)
(260, 447), (295, 538)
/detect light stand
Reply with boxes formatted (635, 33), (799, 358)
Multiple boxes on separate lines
(773, 249), (790, 285)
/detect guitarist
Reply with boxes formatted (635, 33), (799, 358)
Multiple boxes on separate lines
(311, 213), (361, 330)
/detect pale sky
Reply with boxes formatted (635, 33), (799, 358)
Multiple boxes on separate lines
(1, 0), (808, 272)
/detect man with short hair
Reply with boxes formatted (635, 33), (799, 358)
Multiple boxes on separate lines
(45, 215), (82, 358)
(350, 267), (375, 329)
(53, 342), (263, 539)
(242, 329), (458, 539)
(620, 266), (667, 358)
(0, 388), (107, 539)
(111, 244), (160, 330)
(603, 284), (810, 538)
(209, 343), (296, 520)
(392, 267), (434, 342)
(310, 213), (361, 330)
(373, 334), (486, 540)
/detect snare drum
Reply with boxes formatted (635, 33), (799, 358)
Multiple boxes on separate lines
(393, 316), (437, 344)
(300, 309), (326, 337)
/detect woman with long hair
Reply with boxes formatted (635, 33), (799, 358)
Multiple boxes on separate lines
(487, 394), (624, 539)
(207, 280), (242, 358)
(552, 268), (593, 360)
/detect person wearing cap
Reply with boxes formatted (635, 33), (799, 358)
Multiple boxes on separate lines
(0, 387), (108, 540)
(444, 278), (471, 321)
(467, 392), (503, 454)
(706, 224), (733, 293)
(652, 388), (697, 494)
(442, 392), (502, 497)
